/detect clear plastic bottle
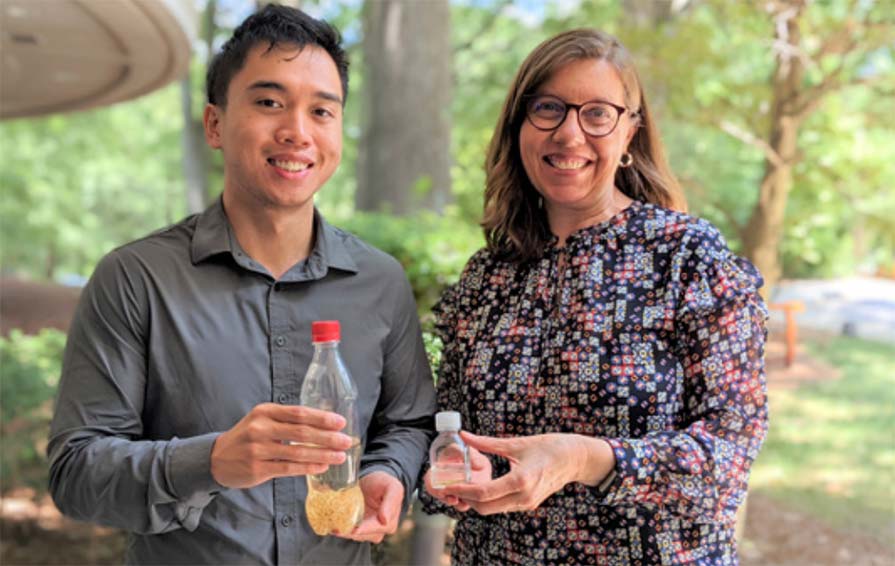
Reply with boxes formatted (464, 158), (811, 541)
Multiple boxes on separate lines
(299, 321), (364, 536)
(429, 411), (472, 489)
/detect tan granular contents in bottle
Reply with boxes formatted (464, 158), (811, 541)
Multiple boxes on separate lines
(305, 484), (364, 536)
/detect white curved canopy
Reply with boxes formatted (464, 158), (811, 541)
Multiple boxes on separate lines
(1, 0), (195, 119)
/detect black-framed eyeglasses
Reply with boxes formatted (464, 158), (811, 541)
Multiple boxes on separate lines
(524, 94), (634, 138)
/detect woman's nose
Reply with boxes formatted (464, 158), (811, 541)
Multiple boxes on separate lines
(551, 108), (586, 145)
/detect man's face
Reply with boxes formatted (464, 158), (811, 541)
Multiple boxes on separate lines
(204, 44), (343, 213)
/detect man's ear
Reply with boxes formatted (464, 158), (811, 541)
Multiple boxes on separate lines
(203, 104), (223, 149)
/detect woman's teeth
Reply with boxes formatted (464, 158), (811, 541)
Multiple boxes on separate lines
(546, 156), (588, 170)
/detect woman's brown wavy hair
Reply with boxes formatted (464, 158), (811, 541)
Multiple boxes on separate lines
(481, 29), (686, 263)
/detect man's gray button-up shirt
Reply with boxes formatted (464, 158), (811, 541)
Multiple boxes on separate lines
(47, 199), (436, 565)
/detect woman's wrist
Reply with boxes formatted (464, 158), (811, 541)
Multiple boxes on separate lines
(573, 435), (616, 487)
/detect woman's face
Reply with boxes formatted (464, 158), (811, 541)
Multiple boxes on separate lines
(519, 58), (637, 215)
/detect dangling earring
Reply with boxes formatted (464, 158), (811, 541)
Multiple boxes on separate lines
(619, 152), (634, 168)
(538, 196), (544, 209)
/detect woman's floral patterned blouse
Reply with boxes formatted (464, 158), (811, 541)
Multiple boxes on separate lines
(420, 201), (769, 565)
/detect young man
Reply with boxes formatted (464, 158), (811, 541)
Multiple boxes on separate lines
(47, 5), (435, 564)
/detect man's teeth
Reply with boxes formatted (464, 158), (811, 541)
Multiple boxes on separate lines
(548, 157), (588, 170)
(272, 160), (309, 172)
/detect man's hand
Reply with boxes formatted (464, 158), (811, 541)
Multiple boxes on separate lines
(438, 432), (614, 515)
(337, 471), (405, 544)
(210, 403), (353, 489)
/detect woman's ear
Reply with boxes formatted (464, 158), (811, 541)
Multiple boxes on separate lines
(624, 113), (640, 147)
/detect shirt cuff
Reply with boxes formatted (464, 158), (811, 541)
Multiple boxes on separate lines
(595, 438), (640, 505)
(167, 433), (223, 505)
(360, 463), (400, 480)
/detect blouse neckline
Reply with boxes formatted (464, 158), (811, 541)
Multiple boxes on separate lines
(546, 199), (645, 253)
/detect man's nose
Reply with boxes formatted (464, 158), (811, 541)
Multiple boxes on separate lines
(275, 111), (312, 146)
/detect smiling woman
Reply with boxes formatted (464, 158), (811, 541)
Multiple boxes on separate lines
(419, 28), (769, 566)
(518, 58), (639, 241)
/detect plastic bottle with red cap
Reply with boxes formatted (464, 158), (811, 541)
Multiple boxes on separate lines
(299, 320), (363, 536)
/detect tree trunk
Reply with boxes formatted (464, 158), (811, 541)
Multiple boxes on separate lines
(622, 0), (674, 26)
(357, 0), (452, 214)
(740, 1), (806, 292)
(180, 0), (218, 214)
(181, 78), (211, 214)
(408, 497), (451, 565)
(45, 240), (57, 280)
(741, 118), (800, 290)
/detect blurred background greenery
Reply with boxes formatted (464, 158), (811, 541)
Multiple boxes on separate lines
(1, 0), (893, 564)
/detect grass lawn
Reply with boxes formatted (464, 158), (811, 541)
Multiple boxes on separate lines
(750, 335), (895, 545)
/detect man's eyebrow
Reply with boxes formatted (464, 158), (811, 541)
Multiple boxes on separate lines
(246, 82), (342, 105)
(315, 91), (343, 105)
(247, 80), (286, 93)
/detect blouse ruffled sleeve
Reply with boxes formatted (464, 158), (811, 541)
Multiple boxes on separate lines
(600, 220), (769, 524)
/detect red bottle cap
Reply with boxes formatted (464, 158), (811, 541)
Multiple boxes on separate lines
(311, 320), (340, 343)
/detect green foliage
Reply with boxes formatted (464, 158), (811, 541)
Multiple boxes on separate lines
(1, 0), (892, 284)
(783, 83), (895, 277)
(449, 2), (551, 221)
(568, 0), (894, 275)
(750, 336), (895, 544)
(0, 329), (67, 492)
(1, 329), (65, 423)
(336, 208), (483, 313)
(0, 87), (187, 280)
(422, 330), (444, 384)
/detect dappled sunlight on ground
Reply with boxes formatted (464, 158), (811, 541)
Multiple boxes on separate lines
(740, 492), (894, 566)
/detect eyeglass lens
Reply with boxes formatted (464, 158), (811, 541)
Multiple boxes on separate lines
(527, 96), (621, 136)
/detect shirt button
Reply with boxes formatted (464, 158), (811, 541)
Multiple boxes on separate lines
(275, 336), (286, 347)
(277, 393), (289, 404)
(281, 514), (293, 527)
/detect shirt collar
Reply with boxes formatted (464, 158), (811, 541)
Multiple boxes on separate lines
(190, 198), (359, 276)
(190, 198), (231, 264)
(309, 209), (359, 275)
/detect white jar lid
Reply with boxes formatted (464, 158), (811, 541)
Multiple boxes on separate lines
(435, 411), (461, 432)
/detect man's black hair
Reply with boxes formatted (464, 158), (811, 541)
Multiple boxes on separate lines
(206, 4), (349, 107)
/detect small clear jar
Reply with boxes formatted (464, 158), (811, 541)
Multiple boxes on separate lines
(429, 411), (471, 489)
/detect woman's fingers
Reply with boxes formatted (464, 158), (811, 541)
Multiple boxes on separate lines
(452, 498), (471, 512)
(468, 493), (532, 516)
(460, 431), (523, 460)
(443, 468), (530, 504)
(423, 468), (461, 508)
(468, 446), (491, 471)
